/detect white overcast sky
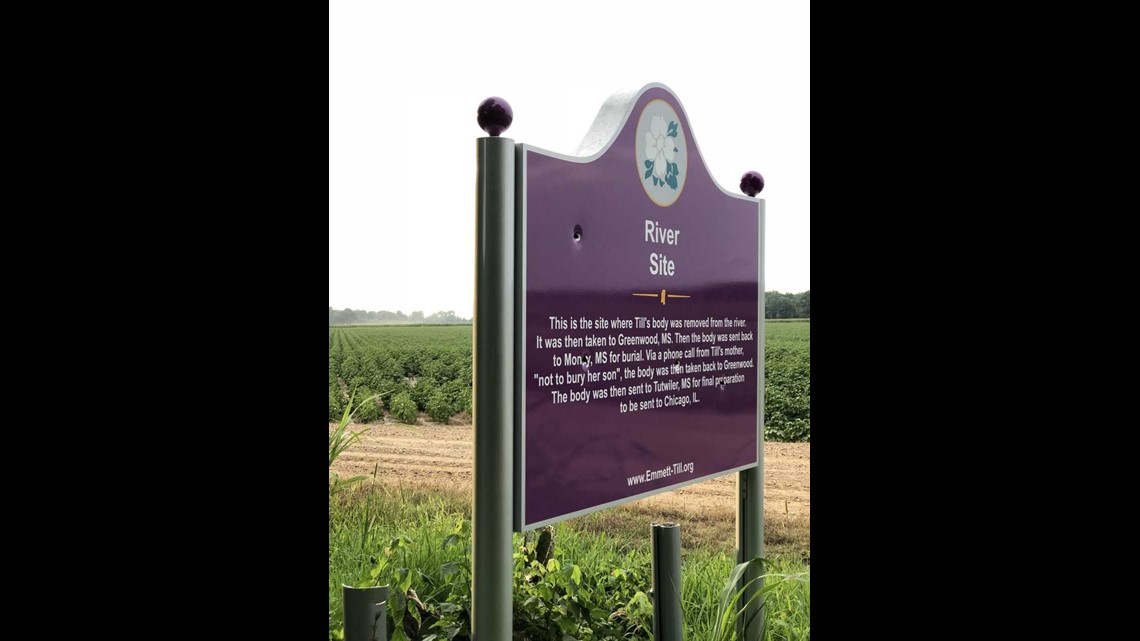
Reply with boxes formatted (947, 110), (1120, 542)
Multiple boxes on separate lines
(329, 1), (809, 315)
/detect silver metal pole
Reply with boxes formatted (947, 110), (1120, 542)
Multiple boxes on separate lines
(652, 522), (684, 641)
(472, 133), (515, 640)
(737, 197), (766, 641)
(342, 584), (389, 641)
(736, 467), (764, 640)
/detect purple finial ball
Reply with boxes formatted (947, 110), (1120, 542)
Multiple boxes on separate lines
(740, 171), (765, 197)
(477, 97), (513, 136)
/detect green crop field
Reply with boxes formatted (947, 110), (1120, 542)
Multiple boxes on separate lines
(762, 321), (810, 442)
(329, 325), (473, 425)
(329, 321), (809, 441)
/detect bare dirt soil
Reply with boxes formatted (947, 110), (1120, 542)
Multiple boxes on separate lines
(331, 415), (809, 523)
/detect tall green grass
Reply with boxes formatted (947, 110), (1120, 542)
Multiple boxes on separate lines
(329, 484), (809, 640)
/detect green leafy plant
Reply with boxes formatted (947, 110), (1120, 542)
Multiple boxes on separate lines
(378, 379), (408, 412)
(441, 378), (471, 416)
(511, 529), (652, 640)
(329, 381), (346, 421)
(409, 376), (438, 412)
(389, 391), (418, 424)
(352, 386), (382, 423)
(425, 389), (455, 424)
(370, 522), (472, 641)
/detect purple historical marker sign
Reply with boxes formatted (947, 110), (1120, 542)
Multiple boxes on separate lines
(517, 84), (763, 530)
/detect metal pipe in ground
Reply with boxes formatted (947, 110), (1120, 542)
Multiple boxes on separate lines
(651, 522), (683, 641)
(342, 584), (389, 641)
(737, 466), (765, 641)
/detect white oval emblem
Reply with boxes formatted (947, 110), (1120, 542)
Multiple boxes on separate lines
(636, 99), (687, 206)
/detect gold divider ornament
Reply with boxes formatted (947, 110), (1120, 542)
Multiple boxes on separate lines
(632, 290), (692, 305)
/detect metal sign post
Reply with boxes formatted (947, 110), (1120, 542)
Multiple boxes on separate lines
(737, 466), (765, 640)
(738, 179), (766, 641)
(472, 97), (515, 640)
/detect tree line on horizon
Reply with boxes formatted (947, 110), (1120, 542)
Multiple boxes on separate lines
(765, 290), (810, 319)
(330, 290), (807, 325)
(328, 308), (471, 326)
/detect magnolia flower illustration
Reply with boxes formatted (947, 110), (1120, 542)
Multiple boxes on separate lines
(643, 116), (681, 190)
